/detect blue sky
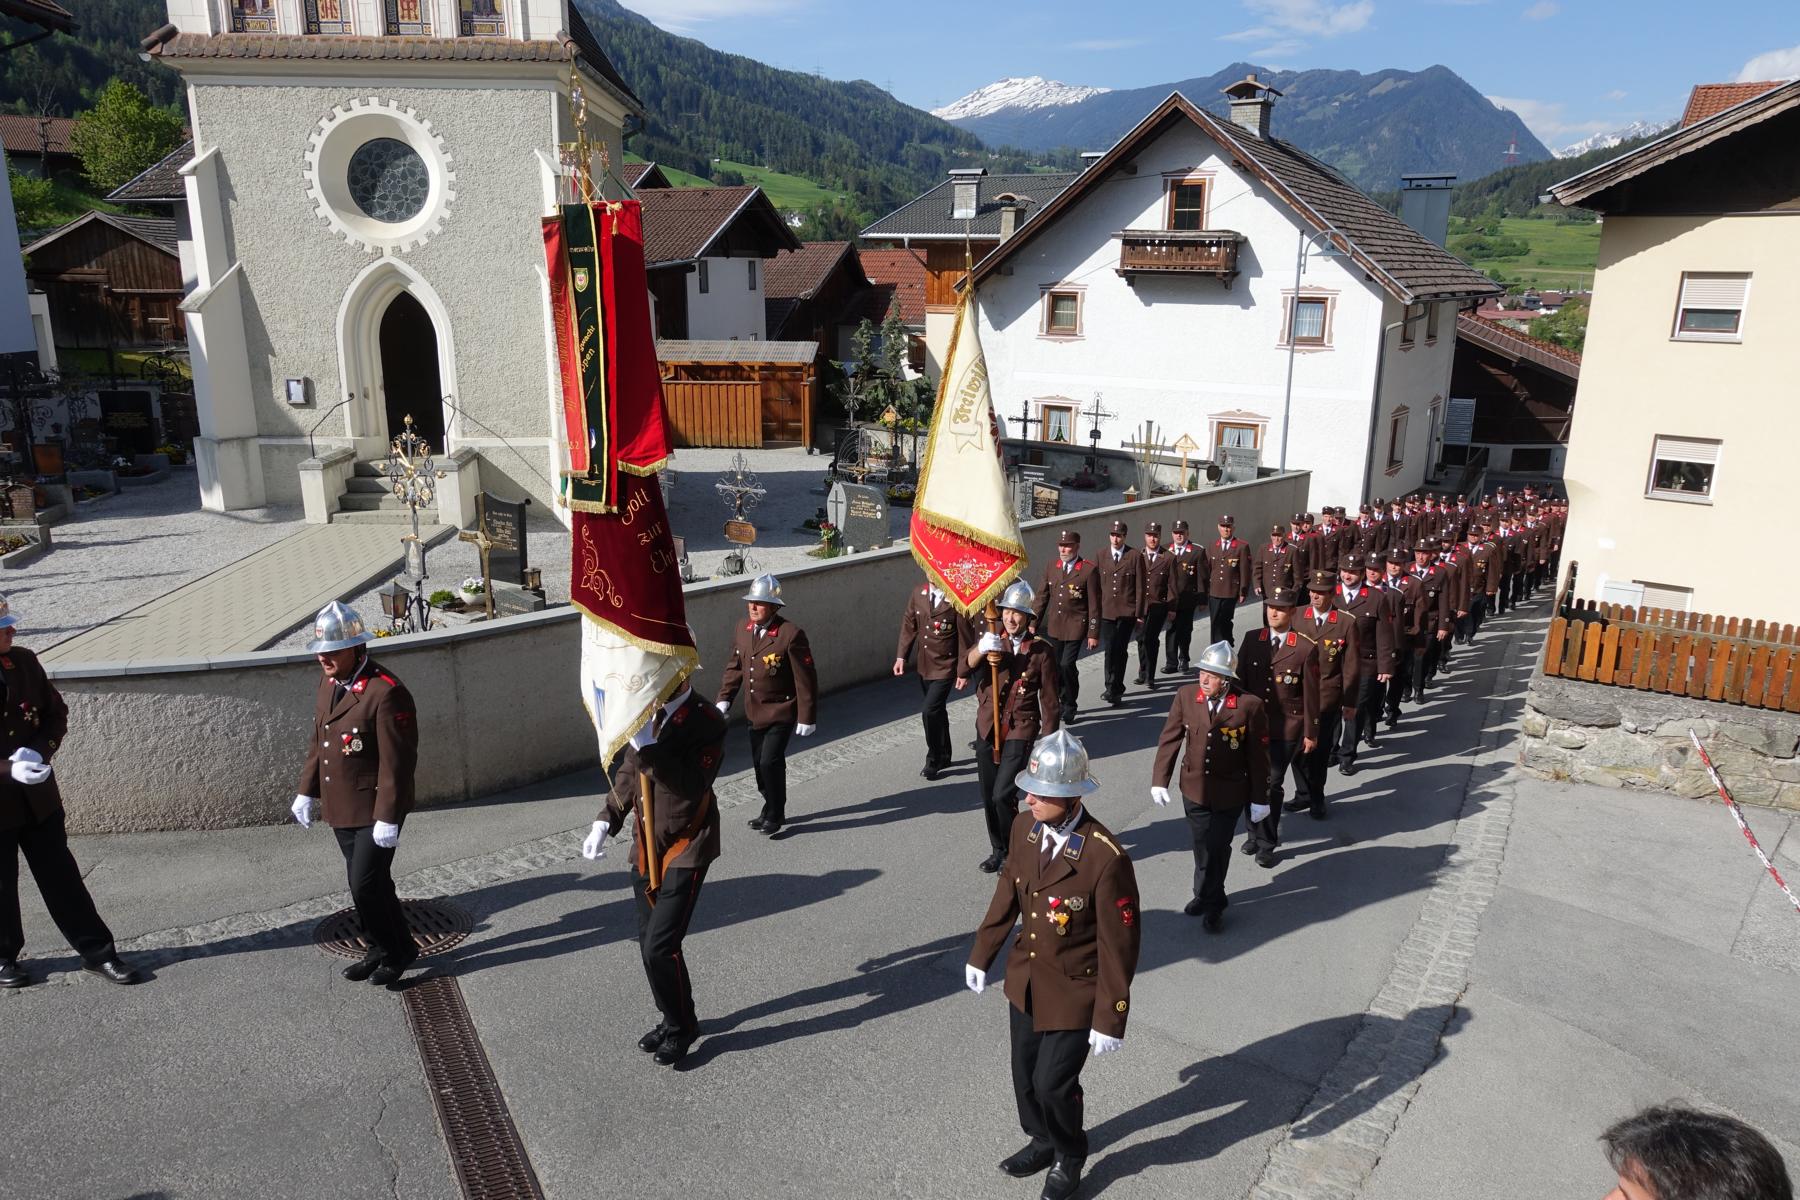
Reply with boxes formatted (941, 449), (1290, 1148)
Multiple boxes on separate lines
(614, 0), (1800, 150)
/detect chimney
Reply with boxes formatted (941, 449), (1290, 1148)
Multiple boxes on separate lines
(949, 167), (986, 221)
(1398, 172), (1456, 248)
(996, 194), (1028, 241)
(1078, 151), (1105, 170)
(1222, 73), (1282, 140)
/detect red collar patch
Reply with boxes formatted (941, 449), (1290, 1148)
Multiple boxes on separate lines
(1226, 693), (1238, 710)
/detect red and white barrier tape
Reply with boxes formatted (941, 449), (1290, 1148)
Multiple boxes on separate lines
(1688, 730), (1800, 915)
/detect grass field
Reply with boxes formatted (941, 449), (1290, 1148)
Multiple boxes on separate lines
(1451, 215), (1601, 291)
(625, 154), (844, 211)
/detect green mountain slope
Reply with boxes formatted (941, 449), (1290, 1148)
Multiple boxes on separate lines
(0, 0), (179, 116)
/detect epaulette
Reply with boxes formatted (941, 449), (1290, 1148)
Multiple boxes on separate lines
(1294, 629), (1318, 645)
(1091, 832), (1123, 857)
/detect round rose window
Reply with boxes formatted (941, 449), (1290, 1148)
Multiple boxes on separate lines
(346, 137), (430, 224)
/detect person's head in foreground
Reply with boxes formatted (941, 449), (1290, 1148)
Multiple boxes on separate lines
(1600, 1105), (1791, 1200)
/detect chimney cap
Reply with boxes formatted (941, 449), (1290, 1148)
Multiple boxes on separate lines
(1078, 150), (1105, 161)
(948, 167), (988, 178)
(1223, 74), (1283, 102)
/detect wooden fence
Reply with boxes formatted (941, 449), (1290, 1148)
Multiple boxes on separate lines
(661, 380), (761, 449)
(1543, 600), (1800, 711)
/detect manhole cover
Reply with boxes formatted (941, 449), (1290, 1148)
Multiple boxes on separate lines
(313, 898), (473, 959)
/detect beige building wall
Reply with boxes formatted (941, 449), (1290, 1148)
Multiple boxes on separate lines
(1560, 212), (1800, 613)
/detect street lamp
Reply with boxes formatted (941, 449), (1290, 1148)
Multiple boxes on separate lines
(1278, 226), (1350, 473)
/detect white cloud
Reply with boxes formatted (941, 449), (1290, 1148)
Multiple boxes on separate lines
(615, 0), (808, 33)
(1604, 88), (1628, 101)
(1487, 94), (1605, 143)
(1222, 0), (1375, 47)
(1738, 43), (1800, 82)
(1522, 0), (1558, 18)
(1069, 37), (1149, 51)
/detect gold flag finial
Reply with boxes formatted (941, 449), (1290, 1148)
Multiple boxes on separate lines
(558, 77), (598, 204)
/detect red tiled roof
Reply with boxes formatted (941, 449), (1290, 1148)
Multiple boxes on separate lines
(763, 241), (851, 301)
(0, 114), (75, 159)
(1681, 81), (1784, 127)
(1457, 313), (1581, 377)
(856, 248), (926, 326)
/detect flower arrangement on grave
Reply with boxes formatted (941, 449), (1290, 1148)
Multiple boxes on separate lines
(459, 576), (487, 602)
(886, 482), (916, 507)
(428, 589), (458, 609)
(155, 443), (187, 466)
(818, 521), (841, 549)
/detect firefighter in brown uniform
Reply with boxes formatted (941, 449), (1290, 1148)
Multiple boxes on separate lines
(1408, 541), (1454, 697)
(1096, 520), (1144, 706)
(1294, 571), (1357, 814)
(1035, 531), (1100, 726)
(1161, 520), (1202, 676)
(1134, 522), (1177, 687)
(1468, 524), (1501, 638)
(1335, 555), (1396, 775)
(1235, 588), (1320, 868)
(0, 594), (140, 989)
(969, 580), (1060, 874)
(293, 601), (420, 986)
(1254, 522), (1300, 600)
(1381, 550), (1423, 723)
(966, 730), (1139, 1200)
(1200, 515), (1251, 648)
(582, 683), (729, 1066)
(895, 573), (971, 780)
(1439, 536), (1471, 673)
(717, 574), (818, 837)
(1151, 640), (1270, 932)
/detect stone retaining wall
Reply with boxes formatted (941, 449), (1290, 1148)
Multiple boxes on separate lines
(1519, 671), (1800, 810)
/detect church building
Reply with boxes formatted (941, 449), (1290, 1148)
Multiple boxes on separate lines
(142, 0), (641, 513)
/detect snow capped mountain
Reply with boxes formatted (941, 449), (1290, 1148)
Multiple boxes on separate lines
(1555, 119), (1675, 158)
(931, 77), (1111, 121)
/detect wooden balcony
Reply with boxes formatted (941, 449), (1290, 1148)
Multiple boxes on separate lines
(1115, 230), (1244, 287)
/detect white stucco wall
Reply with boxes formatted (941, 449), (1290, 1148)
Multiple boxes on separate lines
(1370, 295), (1456, 503)
(973, 120), (1407, 511)
(684, 255), (765, 341)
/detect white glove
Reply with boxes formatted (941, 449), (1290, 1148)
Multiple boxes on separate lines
(290, 794), (316, 828)
(628, 722), (657, 751)
(11, 761), (50, 786)
(796, 723), (816, 737)
(372, 820), (400, 849)
(581, 820), (610, 860)
(977, 632), (1005, 653)
(1250, 803), (1271, 823)
(715, 699), (730, 714)
(9, 747), (42, 764)
(965, 964), (986, 993)
(1150, 786), (1171, 807)
(1088, 1029), (1124, 1056)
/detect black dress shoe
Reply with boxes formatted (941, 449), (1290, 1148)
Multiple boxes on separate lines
(1310, 804), (1327, 820)
(1385, 714), (1398, 730)
(1041, 1156), (1084, 1200)
(921, 763), (940, 780)
(747, 815), (769, 831)
(999, 1143), (1055, 1177)
(653, 1027), (698, 1066)
(0, 958), (27, 988)
(341, 950), (383, 982)
(1202, 911), (1223, 933)
(978, 854), (1002, 874)
(638, 1023), (673, 1053)
(1160, 662), (1180, 675)
(1239, 838), (1258, 855)
(761, 819), (783, 837)
(369, 949), (419, 987)
(1256, 848), (1279, 869)
(1132, 672), (1147, 685)
(84, 957), (140, 985)
(1182, 897), (1205, 916)
(1283, 798), (1309, 813)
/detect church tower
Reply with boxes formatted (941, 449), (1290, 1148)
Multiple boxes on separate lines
(144, 0), (641, 514)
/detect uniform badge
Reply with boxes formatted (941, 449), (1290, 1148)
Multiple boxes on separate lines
(351, 678), (368, 695)
(1115, 1000), (1128, 1013)
(1045, 897), (1071, 935)
(1116, 896), (1135, 927)
(1067, 896), (1085, 912)
(573, 267), (590, 293)
(761, 652), (783, 670)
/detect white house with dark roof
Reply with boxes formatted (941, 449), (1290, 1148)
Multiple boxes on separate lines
(963, 83), (1501, 508)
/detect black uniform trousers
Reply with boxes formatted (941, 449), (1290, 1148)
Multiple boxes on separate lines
(333, 823), (415, 964)
(1182, 798), (1243, 917)
(1303, 708), (1342, 813)
(1136, 603), (1169, 681)
(1386, 638), (1414, 715)
(1045, 637), (1083, 722)
(1097, 617), (1134, 700)
(1009, 1001), (1090, 1162)
(1163, 597), (1199, 671)
(1246, 737), (1298, 851)
(973, 737), (1032, 860)
(0, 812), (117, 966)
(633, 864), (706, 1035)
(750, 721), (795, 823)
(918, 676), (954, 767)
(1344, 670), (1385, 764)
(1206, 596), (1239, 648)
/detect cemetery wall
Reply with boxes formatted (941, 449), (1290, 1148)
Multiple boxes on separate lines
(46, 470), (1309, 831)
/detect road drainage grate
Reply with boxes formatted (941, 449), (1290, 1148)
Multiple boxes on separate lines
(403, 975), (546, 1200)
(313, 898), (473, 959)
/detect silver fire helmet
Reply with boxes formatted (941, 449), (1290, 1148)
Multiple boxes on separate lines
(998, 578), (1037, 615)
(1013, 729), (1101, 798)
(1195, 640), (1237, 682)
(742, 573), (785, 607)
(0, 593), (18, 630)
(307, 601), (371, 654)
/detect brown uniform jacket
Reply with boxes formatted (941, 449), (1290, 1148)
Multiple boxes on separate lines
(1411, 563), (1454, 638)
(968, 635), (1060, 745)
(1097, 547), (1146, 620)
(896, 585), (970, 681)
(1166, 542), (1202, 605)
(1152, 686), (1270, 811)
(1352, 520), (1381, 560)
(970, 808), (1141, 1038)
(296, 656), (419, 828)
(0, 648), (69, 830)
(1338, 583), (1399, 677)
(1237, 627), (1321, 744)
(1317, 524), (1349, 568)
(1254, 539), (1301, 598)
(1384, 574), (1423, 649)
(600, 692), (728, 877)
(1141, 548), (1178, 608)
(1201, 537), (1252, 600)
(1471, 541), (1501, 597)
(718, 615), (818, 728)
(1036, 557), (1101, 642)
(1299, 604), (1359, 711)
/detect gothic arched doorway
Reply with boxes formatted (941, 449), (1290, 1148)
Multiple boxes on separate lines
(379, 291), (445, 450)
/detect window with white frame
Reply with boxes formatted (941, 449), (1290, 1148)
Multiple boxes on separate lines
(1673, 272), (1749, 341)
(1646, 435), (1720, 501)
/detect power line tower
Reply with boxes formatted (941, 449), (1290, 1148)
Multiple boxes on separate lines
(1503, 136), (1520, 167)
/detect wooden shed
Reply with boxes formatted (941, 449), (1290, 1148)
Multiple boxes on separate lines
(657, 339), (818, 448)
(22, 212), (185, 348)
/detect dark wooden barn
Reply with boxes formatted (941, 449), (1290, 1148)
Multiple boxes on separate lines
(22, 212), (185, 349)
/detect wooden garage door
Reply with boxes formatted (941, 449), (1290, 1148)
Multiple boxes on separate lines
(662, 381), (761, 448)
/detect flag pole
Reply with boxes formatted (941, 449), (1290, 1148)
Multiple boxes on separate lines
(639, 771), (660, 896)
